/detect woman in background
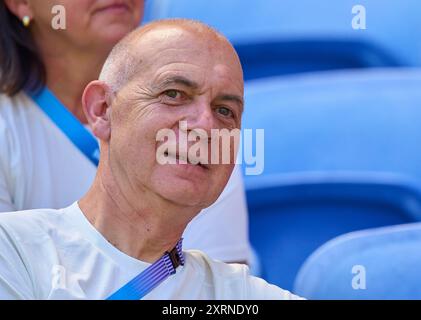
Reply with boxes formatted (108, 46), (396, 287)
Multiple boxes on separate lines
(0, 0), (251, 264)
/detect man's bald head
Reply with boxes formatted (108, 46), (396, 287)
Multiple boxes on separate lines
(83, 18), (244, 211)
(99, 18), (242, 92)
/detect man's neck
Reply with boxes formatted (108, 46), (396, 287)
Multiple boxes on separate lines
(78, 162), (197, 263)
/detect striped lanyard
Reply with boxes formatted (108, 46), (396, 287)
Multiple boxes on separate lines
(107, 239), (185, 300)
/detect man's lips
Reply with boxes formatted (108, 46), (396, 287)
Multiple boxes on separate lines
(93, 3), (130, 14)
(163, 151), (210, 170)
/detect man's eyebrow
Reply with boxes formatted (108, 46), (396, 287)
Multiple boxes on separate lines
(156, 76), (199, 90)
(217, 94), (244, 111)
(154, 76), (244, 109)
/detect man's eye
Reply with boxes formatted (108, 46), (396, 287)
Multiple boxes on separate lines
(163, 89), (181, 99)
(216, 106), (234, 118)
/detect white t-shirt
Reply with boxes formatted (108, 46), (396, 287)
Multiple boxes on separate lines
(0, 202), (299, 300)
(0, 92), (251, 263)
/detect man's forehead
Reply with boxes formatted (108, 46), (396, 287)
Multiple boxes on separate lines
(117, 22), (243, 94)
(130, 24), (233, 61)
(152, 61), (242, 89)
(135, 43), (241, 86)
(141, 26), (191, 42)
(135, 26), (208, 52)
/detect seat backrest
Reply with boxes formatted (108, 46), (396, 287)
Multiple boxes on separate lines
(246, 173), (421, 291)
(235, 39), (402, 80)
(294, 222), (421, 299)
(241, 68), (421, 184)
(144, 0), (421, 65)
(242, 68), (421, 290)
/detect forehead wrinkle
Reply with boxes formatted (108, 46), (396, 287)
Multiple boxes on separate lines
(155, 76), (200, 91)
(150, 66), (205, 91)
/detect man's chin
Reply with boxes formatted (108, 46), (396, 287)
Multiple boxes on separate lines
(151, 167), (220, 207)
(165, 190), (207, 206)
(154, 183), (212, 208)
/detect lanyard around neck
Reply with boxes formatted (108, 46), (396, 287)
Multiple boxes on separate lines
(107, 239), (185, 300)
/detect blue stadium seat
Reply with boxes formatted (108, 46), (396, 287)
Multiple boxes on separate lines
(246, 173), (421, 291)
(144, 0), (421, 78)
(294, 222), (421, 299)
(234, 39), (401, 80)
(242, 68), (421, 183)
(241, 68), (421, 290)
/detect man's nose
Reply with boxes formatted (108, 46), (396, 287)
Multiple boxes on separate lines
(184, 99), (216, 134)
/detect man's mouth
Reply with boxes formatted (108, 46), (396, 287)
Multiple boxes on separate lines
(93, 2), (130, 15)
(163, 151), (209, 170)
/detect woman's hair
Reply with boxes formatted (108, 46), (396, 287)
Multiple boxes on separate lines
(0, 2), (45, 96)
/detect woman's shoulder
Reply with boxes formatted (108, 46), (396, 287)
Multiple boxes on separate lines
(0, 91), (44, 136)
(0, 91), (41, 156)
(0, 91), (36, 118)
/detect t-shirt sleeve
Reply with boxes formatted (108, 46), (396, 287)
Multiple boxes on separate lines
(0, 114), (15, 212)
(246, 275), (305, 300)
(0, 223), (35, 299)
(182, 165), (252, 263)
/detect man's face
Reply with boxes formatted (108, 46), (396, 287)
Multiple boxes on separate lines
(108, 27), (244, 209)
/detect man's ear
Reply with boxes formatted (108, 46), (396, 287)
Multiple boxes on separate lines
(82, 81), (112, 141)
(4, 0), (32, 21)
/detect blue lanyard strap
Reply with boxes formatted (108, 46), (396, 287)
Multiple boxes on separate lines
(107, 239), (185, 300)
(30, 87), (100, 166)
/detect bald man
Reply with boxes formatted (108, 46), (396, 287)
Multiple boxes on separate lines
(0, 19), (300, 300)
